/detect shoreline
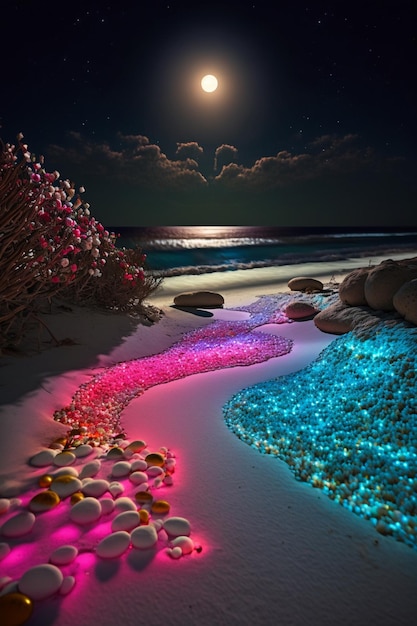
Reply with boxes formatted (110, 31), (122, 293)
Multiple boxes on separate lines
(1, 253), (417, 626)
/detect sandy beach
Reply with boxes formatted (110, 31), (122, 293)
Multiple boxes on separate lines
(1, 254), (417, 626)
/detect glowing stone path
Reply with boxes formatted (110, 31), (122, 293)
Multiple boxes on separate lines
(0, 297), (293, 620)
(52, 302), (293, 440)
(224, 321), (417, 550)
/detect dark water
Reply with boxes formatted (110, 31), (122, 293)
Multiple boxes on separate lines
(108, 225), (417, 276)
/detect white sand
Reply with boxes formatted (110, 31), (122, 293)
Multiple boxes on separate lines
(1, 255), (416, 625)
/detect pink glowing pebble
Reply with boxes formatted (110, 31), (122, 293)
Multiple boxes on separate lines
(59, 576), (76, 596)
(165, 458), (176, 473)
(1, 511), (36, 538)
(111, 461), (131, 478)
(108, 481), (125, 497)
(79, 459), (101, 479)
(128, 471), (148, 485)
(113, 497), (137, 512)
(100, 498), (116, 515)
(0, 499), (10, 515)
(163, 475), (174, 486)
(169, 536), (194, 555)
(50, 545), (78, 566)
(53, 451), (76, 467)
(130, 459), (148, 472)
(19, 564), (64, 601)
(96, 531), (131, 558)
(111, 510), (140, 532)
(163, 517), (191, 537)
(0, 576), (13, 591)
(146, 466), (165, 478)
(29, 449), (58, 467)
(70, 497), (102, 525)
(74, 444), (94, 458)
(81, 479), (109, 498)
(131, 525), (158, 549)
(0, 542), (11, 561)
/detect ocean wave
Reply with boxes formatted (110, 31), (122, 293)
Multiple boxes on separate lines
(148, 244), (417, 277)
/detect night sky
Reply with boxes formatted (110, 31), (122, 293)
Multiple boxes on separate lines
(2, 0), (416, 227)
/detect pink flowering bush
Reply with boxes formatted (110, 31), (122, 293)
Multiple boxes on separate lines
(0, 134), (161, 348)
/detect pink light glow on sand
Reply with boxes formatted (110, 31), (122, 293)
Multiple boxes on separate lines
(53, 317), (292, 443)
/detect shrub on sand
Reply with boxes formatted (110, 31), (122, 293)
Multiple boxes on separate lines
(0, 134), (161, 348)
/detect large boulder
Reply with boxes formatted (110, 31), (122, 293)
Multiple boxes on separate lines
(288, 277), (323, 292)
(173, 291), (224, 308)
(338, 267), (372, 306)
(393, 279), (417, 325)
(284, 301), (319, 320)
(314, 301), (379, 335)
(364, 260), (417, 311)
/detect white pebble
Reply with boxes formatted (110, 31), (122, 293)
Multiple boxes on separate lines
(50, 476), (82, 499)
(59, 575), (76, 595)
(52, 466), (79, 478)
(74, 444), (94, 458)
(169, 536), (194, 555)
(100, 498), (116, 515)
(29, 449), (58, 467)
(0, 499), (10, 515)
(53, 451), (76, 467)
(1, 511), (36, 538)
(130, 459), (148, 472)
(163, 517), (191, 537)
(114, 497), (136, 512)
(111, 461), (131, 477)
(81, 479), (109, 498)
(50, 545), (78, 565)
(108, 481), (125, 497)
(70, 497), (102, 525)
(167, 546), (182, 559)
(153, 477), (164, 489)
(96, 531), (131, 558)
(19, 564), (64, 600)
(79, 459), (101, 479)
(128, 471), (148, 485)
(131, 525), (158, 549)
(0, 542), (11, 561)
(111, 511), (140, 532)
(146, 466), (164, 478)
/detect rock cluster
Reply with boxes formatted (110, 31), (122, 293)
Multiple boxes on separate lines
(314, 257), (417, 334)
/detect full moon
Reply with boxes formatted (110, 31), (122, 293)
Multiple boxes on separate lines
(201, 74), (218, 93)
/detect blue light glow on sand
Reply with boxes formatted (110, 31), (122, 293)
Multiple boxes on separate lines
(224, 317), (417, 549)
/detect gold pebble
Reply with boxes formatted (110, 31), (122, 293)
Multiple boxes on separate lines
(135, 491), (153, 504)
(70, 491), (85, 505)
(29, 490), (60, 512)
(0, 592), (33, 626)
(38, 474), (53, 488)
(145, 452), (165, 467)
(139, 509), (150, 524)
(151, 500), (170, 515)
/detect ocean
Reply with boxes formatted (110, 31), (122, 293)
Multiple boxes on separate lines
(109, 226), (417, 277)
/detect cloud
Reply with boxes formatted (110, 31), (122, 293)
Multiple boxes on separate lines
(214, 144), (238, 172)
(175, 141), (204, 162)
(48, 133), (208, 191)
(214, 134), (378, 190)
